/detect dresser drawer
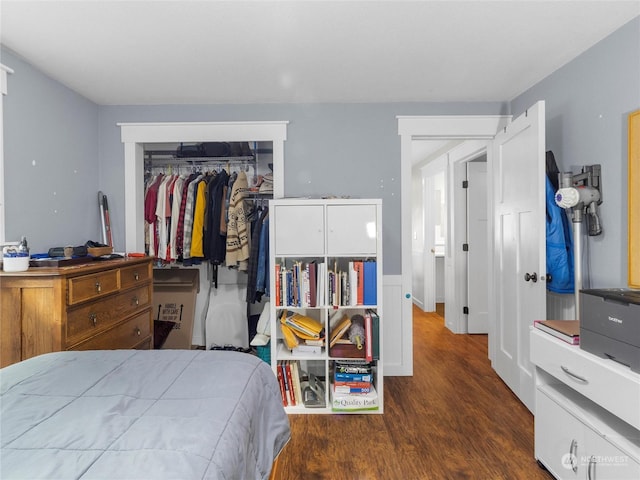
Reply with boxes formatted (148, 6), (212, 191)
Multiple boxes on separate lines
(120, 262), (151, 290)
(71, 309), (152, 351)
(531, 329), (640, 430)
(67, 269), (119, 305)
(66, 285), (152, 345)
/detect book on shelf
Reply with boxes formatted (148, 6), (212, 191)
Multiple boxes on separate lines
(276, 364), (287, 406)
(348, 262), (358, 306)
(353, 260), (364, 305)
(285, 361), (297, 406)
(280, 361), (294, 406)
(274, 263), (281, 307)
(366, 309), (380, 360)
(364, 311), (373, 362)
(329, 316), (352, 348)
(308, 261), (317, 307)
(533, 319), (580, 345)
(363, 260), (377, 305)
(290, 361), (303, 405)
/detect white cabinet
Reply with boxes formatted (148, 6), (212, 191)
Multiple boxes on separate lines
(273, 204), (325, 255)
(531, 329), (640, 479)
(326, 204), (377, 255)
(269, 198), (383, 414)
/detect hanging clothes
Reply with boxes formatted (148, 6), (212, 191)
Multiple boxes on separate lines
(246, 206), (269, 303)
(204, 169), (229, 265)
(226, 171), (251, 271)
(144, 173), (164, 256)
(546, 174), (574, 293)
(182, 173), (204, 260)
(189, 177), (208, 258)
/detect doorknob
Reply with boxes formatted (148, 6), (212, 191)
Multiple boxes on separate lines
(524, 272), (538, 282)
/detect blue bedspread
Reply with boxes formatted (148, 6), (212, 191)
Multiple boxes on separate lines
(1, 349), (290, 479)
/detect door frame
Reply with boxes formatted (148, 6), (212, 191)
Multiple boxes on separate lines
(422, 155), (447, 313)
(445, 140), (490, 333)
(118, 121), (288, 252)
(398, 115), (510, 361)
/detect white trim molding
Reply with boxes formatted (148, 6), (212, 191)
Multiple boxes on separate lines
(397, 114), (510, 371)
(0, 63), (14, 243)
(118, 121), (288, 252)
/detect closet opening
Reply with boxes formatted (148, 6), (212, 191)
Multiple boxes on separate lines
(119, 121), (288, 353)
(143, 140), (273, 351)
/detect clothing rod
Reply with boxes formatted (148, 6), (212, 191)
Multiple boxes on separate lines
(144, 155), (255, 163)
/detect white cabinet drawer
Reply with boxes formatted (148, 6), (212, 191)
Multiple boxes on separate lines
(586, 428), (640, 479)
(535, 390), (584, 479)
(531, 329), (640, 430)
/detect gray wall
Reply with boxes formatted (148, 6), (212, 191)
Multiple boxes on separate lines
(3, 15), (638, 280)
(97, 102), (504, 274)
(511, 16), (640, 288)
(3, 48), (99, 253)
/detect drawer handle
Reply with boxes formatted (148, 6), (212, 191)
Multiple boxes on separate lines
(89, 313), (97, 326)
(588, 455), (596, 480)
(561, 365), (588, 383)
(132, 296), (139, 306)
(569, 439), (578, 473)
(95, 282), (102, 293)
(135, 327), (142, 336)
(134, 272), (139, 281)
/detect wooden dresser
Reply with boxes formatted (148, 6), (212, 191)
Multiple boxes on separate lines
(0, 256), (153, 368)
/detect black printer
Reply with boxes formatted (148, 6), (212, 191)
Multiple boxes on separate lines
(580, 288), (640, 373)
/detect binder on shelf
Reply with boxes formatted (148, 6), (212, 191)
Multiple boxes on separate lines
(363, 260), (377, 305)
(369, 310), (380, 360)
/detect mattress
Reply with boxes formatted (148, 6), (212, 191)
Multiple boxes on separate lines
(0, 349), (290, 479)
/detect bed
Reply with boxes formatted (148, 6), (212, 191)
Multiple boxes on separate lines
(0, 349), (290, 479)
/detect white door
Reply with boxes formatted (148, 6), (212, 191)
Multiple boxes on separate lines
(490, 101), (547, 413)
(467, 160), (488, 333)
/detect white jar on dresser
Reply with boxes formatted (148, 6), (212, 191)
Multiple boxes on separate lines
(530, 328), (640, 479)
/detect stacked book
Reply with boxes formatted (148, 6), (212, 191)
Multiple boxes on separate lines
(276, 360), (325, 408)
(273, 259), (377, 308)
(276, 360), (304, 407)
(331, 360), (379, 412)
(274, 261), (325, 307)
(534, 319), (580, 345)
(279, 310), (325, 352)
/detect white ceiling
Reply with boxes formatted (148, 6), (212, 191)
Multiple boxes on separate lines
(1, 1), (638, 107)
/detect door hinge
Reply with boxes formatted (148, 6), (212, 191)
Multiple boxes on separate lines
(462, 243), (469, 252)
(463, 306), (469, 315)
(462, 180), (469, 188)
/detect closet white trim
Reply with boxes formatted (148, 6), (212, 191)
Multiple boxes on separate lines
(118, 121), (288, 252)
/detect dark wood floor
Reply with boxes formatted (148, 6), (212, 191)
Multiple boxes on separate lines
(274, 304), (553, 480)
